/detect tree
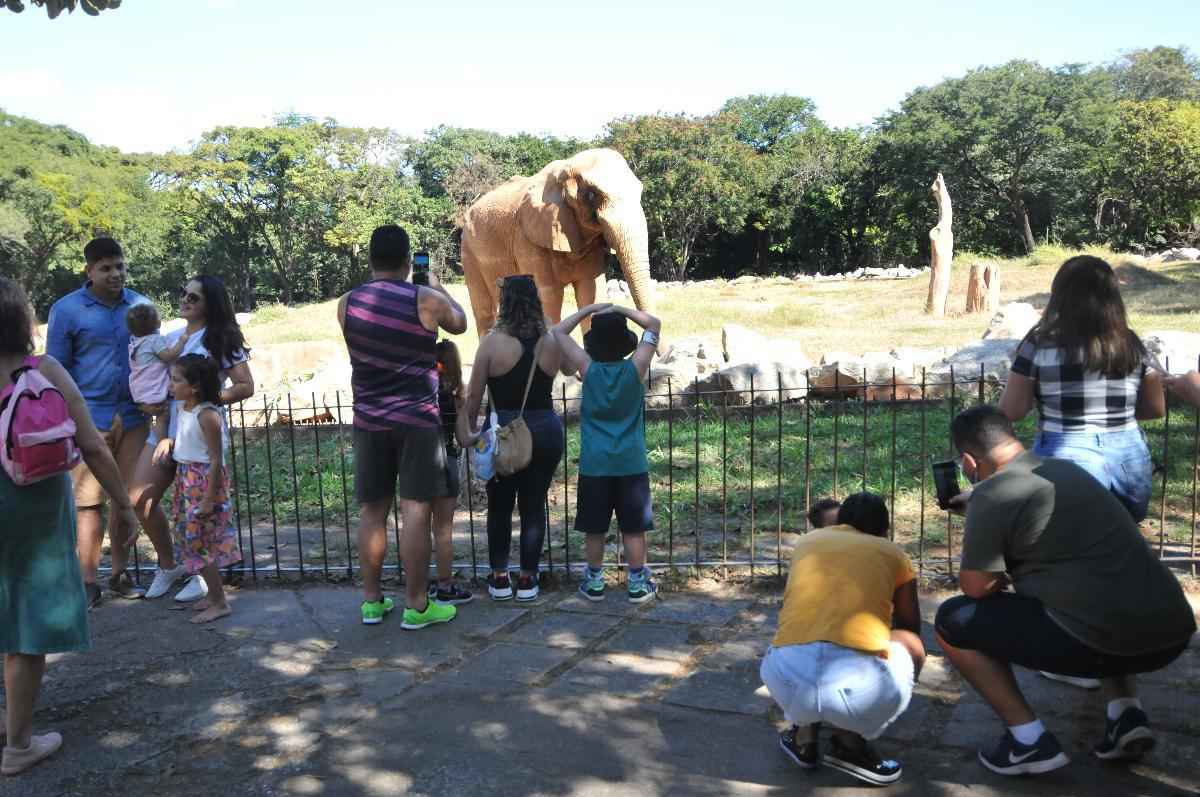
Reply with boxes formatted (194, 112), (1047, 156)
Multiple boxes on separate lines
(607, 113), (758, 281)
(1109, 46), (1200, 102)
(2, 0), (119, 16)
(877, 61), (1110, 255)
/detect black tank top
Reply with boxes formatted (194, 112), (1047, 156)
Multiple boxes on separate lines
(488, 336), (554, 412)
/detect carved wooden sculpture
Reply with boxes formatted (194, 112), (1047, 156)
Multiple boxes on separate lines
(925, 173), (953, 317)
(965, 259), (1001, 313)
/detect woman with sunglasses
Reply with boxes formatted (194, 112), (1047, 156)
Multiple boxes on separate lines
(461, 275), (571, 602)
(128, 277), (255, 603)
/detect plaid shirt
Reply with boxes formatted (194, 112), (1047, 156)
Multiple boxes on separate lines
(1011, 338), (1146, 433)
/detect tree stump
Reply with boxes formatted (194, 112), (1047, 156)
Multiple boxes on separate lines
(925, 173), (953, 317)
(965, 259), (1001, 313)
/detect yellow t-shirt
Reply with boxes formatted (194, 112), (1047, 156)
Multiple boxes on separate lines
(773, 525), (916, 655)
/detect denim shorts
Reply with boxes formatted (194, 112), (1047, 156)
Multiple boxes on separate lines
(1033, 427), (1153, 521)
(759, 641), (914, 740)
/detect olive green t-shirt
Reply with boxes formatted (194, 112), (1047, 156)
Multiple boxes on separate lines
(961, 451), (1195, 656)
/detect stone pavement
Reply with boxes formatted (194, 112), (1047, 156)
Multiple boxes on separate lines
(6, 583), (1199, 796)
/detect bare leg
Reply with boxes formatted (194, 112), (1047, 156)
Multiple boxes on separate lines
(108, 422), (149, 578)
(190, 563), (230, 624)
(1102, 675), (1137, 700)
(622, 531), (647, 570)
(585, 534), (605, 569)
(399, 499), (433, 609)
(431, 496), (456, 586)
(937, 631), (1035, 726)
(75, 506), (104, 585)
(357, 498), (392, 603)
(3, 654), (46, 749)
(130, 444), (178, 570)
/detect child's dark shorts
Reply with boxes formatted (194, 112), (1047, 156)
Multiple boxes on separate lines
(573, 473), (654, 534)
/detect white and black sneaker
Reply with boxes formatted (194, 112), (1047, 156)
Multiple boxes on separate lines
(487, 572), (513, 601)
(978, 730), (1069, 776)
(823, 734), (902, 785)
(778, 724), (819, 770)
(1094, 706), (1155, 760)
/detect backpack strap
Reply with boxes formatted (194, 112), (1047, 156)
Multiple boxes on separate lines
(516, 335), (545, 417)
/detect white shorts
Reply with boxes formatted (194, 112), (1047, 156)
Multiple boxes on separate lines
(759, 641), (914, 740)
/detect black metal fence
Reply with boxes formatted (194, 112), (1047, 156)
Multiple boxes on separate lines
(163, 364), (1199, 583)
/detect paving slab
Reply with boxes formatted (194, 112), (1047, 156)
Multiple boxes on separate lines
(555, 591), (649, 617)
(451, 641), (576, 685)
(643, 597), (752, 626)
(509, 610), (623, 649)
(558, 652), (684, 697)
(662, 668), (773, 717)
(598, 621), (710, 662)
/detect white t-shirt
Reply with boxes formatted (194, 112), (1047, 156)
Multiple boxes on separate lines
(152, 327), (251, 445)
(174, 402), (223, 464)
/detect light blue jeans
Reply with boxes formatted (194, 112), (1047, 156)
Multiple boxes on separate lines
(1033, 427), (1153, 522)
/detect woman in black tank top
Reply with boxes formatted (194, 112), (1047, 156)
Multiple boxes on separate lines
(462, 276), (564, 602)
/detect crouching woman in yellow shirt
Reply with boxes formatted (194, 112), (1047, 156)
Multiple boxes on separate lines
(760, 492), (925, 787)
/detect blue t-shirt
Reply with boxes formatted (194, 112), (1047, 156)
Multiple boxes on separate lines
(46, 284), (150, 431)
(579, 359), (648, 477)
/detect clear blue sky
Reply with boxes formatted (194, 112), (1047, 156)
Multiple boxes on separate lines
(1, 0), (1193, 153)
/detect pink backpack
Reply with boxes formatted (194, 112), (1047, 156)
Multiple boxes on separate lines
(0, 356), (81, 485)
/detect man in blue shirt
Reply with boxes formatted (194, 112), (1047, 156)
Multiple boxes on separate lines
(46, 237), (150, 607)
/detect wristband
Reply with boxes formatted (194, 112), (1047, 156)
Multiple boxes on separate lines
(641, 329), (659, 348)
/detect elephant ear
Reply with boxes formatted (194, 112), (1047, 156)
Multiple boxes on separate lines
(518, 169), (587, 255)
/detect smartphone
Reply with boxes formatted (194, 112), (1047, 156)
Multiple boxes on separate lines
(931, 458), (961, 510)
(412, 251), (430, 286)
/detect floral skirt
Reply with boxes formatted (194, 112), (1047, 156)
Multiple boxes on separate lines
(172, 462), (242, 575)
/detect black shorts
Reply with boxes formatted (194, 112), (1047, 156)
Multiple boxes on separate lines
(935, 592), (1189, 679)
(574, 473), (654, 535)
(443, 450), (461, 498)
(353, 425), (452, 504)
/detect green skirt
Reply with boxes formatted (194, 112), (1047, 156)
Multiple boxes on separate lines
(0, 470), (90, 654)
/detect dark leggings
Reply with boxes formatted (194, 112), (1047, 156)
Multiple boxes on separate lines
(486, 410), (563, 573)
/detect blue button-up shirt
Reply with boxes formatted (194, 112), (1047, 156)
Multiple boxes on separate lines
(46, 284), (150, 431)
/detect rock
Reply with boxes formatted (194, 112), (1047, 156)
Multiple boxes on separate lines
(722, 324), (767, 364)
(1148, 247), (1200, 264)
(698, 361), (807, 406)
(1143, 331), (1200, 373)
(253, 341), (349, 397)
(605, 279), (631, 300)
(661, 336), (719, 371)
(982, 302), (1040, 340)
(235, 311), (253, 326)
(889, 346), (955, 373)
(925, 339), (1020, 395)
(551, 373), (585, 418)
(647, 361), (703, 409)
(807, 363), (864, 398)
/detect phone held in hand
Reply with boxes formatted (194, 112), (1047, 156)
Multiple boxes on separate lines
(412, 251), (430, 286)
(931, 458), (961, 510)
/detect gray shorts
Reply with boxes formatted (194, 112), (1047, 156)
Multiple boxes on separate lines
(760, 641), (914, 740)
(353, 425), (452, 504)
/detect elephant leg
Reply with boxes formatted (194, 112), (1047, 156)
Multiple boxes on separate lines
(571, 274), (606, 333)
(463, 246), (499, 338)
(538, 282), (565, 326)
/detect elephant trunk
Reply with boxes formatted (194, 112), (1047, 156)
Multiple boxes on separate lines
(600, 203), (654, 314)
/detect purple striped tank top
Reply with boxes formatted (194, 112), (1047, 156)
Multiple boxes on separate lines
(343, 279), (439, 430)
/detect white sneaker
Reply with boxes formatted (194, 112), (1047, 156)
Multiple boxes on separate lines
(145, 565), (186, 600)
(174, 575), (209, 603)
(1039, 671), (1102, 690)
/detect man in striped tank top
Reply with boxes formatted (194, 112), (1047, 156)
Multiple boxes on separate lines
(337, 225), (468, 629)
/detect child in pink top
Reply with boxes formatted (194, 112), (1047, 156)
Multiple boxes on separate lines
(126, 304), (188, 405)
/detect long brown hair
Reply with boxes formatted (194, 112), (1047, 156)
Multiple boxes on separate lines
(0, 277), (35, 355)
(435, 339), (464, 399)
(493, 275), (546, 339)
(1025, 255), (1145, 377)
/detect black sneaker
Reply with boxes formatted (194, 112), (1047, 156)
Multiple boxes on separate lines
(487, 572), (513, 601)
(823, 734), (902, 785)
(978, 730), (1069, 776)
(84, 582), (103, 610)
(515, 574), (539, 602)
(107, 572), (146, 600)
(778, 725), (818, 770)
(1094, 706), (1155, 760)
(428, 582), (474, 605)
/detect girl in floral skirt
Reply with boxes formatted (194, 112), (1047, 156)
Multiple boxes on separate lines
(153, 354), (241, 623)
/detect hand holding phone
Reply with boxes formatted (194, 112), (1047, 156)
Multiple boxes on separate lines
(412, 251), (431, 286)
(931, 458), (961, 510)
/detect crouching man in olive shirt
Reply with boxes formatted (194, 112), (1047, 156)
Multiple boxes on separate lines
(935, 406), (1195, 777)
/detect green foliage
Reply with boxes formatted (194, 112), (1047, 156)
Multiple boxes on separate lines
(3, 0), (119, 17)
(1109, 46), (1200, 102)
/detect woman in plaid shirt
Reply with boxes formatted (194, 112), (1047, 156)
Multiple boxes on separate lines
(998, 255), (1165, 523)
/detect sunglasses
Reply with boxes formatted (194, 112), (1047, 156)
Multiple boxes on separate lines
(180, 288), (203, 304)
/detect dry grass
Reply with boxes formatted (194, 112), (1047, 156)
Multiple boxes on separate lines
(239, 246), (1200, 364)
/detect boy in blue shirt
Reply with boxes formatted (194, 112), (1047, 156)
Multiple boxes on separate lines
(552, 303), (661, 603)
(46, 237), (149, 606)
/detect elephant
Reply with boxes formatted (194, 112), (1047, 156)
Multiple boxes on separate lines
(461, 148), (656, 341)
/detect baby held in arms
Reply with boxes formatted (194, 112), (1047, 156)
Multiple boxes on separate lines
(127, 303), (188, 407)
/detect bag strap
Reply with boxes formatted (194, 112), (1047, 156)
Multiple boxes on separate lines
(517, 335), (545, 417)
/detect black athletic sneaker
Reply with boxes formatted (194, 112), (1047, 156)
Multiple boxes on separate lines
(84, 582), (103, 610)
(978, 730), (1069, 776)
(823, 735), (902, 785)
(487, 572), (513, 601)
(1094, 707), (1155, 760)
(778, 725), (818, 770)
(428, 582), (474, 605)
